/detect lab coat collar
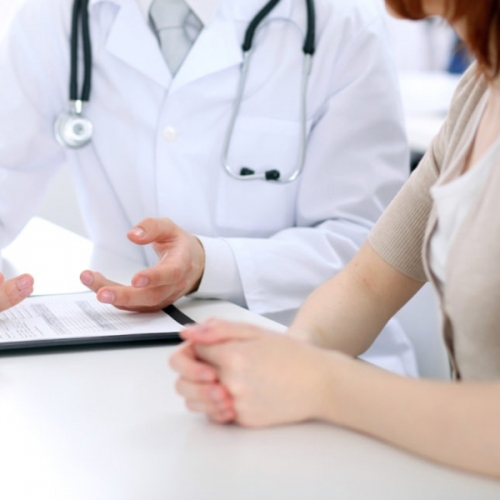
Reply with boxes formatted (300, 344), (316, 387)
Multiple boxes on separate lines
(169, 0), (295, 92)
(168, 17), (241, 93)
(90, 0), (171, 88)
(232, 0), (294, 22)
(189, 0), (220, 26)
(87, 0), (294, 91)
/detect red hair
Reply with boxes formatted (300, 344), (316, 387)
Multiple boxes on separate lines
(386, 0), (500, 75)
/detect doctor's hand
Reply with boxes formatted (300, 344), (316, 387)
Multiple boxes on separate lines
(0, 273), (34, 311)
(80, 218), (205, 312)
(171, 319), (339, 428)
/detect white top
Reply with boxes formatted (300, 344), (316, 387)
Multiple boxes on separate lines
(430, 100), (498, 287)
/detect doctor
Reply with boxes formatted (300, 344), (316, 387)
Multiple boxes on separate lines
(0, 0), (415, 374)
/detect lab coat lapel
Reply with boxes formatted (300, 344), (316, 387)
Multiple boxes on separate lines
(169, 18), (242, 93)
(168, 0), (295, 93)
(102, 0), (171, 88)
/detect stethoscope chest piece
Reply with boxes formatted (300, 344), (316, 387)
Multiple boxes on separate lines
(55, 104), (93, 149)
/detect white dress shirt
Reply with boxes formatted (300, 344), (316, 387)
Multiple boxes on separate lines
(136, 0), (220, 26)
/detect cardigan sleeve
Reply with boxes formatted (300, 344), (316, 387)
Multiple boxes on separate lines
(368, 148), (439, 282)
(368, 64), (484, 282)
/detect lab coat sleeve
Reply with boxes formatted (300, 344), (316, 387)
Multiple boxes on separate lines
(0, 2), (67, 250)
(193, 235), (247, 308)
(222, 15), (410, 315)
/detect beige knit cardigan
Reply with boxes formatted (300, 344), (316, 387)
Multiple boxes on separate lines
(370, 64), (500, 381)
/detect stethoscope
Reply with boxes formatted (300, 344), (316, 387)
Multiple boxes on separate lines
(55, 0), (93, 149)
(55, 0), (316, 183)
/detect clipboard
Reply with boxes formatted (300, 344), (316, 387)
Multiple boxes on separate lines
(0, 292), (195, 351)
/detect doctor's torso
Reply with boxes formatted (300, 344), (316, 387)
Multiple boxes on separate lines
(0, 0), (405, 265)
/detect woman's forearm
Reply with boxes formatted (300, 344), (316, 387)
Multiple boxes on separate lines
(290, 243), (423, 356)
(319, 354), (500, 478)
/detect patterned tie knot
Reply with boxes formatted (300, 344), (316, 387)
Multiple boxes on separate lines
(149, 0), (202, 75)
(149, 0), (190, 30)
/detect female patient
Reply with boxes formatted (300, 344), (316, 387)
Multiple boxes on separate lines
(170, 0), (500, 479)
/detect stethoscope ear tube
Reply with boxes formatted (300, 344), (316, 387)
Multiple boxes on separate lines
(56, 0), (93, 149)
(70, 0), (92, 102)
(303, 0), (316, 55)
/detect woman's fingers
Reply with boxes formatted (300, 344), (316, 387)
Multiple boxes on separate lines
(169, 342), (219, 383)
(181, 319), (262, 345)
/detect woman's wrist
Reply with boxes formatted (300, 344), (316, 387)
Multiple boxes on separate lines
(307, 348), (357, 425)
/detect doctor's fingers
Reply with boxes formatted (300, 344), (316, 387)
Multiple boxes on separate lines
(132, 241), (205, 296)
(96, 283), (182, 311)
(80, 270), (121, 292)
(81, 271), (176, 309)
(127, 218), (179, 245)
(169, 342), (219, 383)
(82, 270), (182, 309)
(130, 261), (192, 290)
(0, 274), (34, 311)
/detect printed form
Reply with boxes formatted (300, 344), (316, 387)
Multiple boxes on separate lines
(0, 292), (183, 344)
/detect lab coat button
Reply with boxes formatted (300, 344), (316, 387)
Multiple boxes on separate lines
(163, 126), (178, 142)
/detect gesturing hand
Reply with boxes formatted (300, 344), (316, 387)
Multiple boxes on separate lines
(80, 218), (205, 312)
(0, 273), (34, 311)
(170, 319), (337, 428)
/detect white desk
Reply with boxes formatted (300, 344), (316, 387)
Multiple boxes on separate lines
(1, 218), (499, 500)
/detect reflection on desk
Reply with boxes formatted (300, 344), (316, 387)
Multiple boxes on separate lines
(0, 218), (499, 499)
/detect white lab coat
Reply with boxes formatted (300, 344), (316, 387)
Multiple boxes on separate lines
(0, 0), (418, 375)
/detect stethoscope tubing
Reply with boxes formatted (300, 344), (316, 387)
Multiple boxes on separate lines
(222, 52), (312, 183)
(222, 0), (316, 183)
(70, 0), (92, 104)
(59, 0), (315, 184)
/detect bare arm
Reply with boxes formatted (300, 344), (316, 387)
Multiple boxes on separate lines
(321, 353), (500, 478)
(289, 242), (424, 356)
(175, 321), (500, 479)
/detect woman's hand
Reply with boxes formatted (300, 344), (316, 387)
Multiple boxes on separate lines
(170, 319), (343, 428)
(0, 273), (34, 311)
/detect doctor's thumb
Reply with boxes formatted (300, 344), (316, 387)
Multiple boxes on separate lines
(127, 217), (177, 245)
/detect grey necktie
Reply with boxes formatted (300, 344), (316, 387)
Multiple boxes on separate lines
(149, 0), (202, 75)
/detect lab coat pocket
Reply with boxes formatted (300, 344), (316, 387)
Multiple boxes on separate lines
(216, 115), (301, 237)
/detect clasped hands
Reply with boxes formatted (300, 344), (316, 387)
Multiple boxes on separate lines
(169, 319), (345, 428)
(80, 218), (206, 312)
